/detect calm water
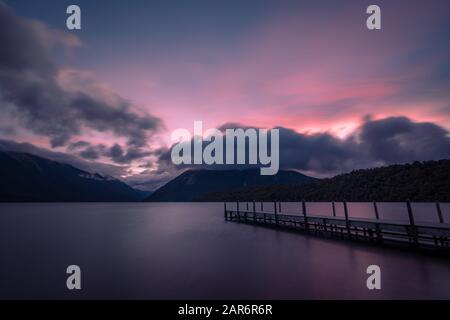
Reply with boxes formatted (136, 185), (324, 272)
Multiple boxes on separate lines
(0, 202), (449, 299)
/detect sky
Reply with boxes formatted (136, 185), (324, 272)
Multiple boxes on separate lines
(1, 0), (450, 190)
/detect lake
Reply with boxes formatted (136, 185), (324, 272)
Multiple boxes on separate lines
(0, 202), (449, 299)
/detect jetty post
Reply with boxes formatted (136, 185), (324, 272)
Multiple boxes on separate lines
(236, 201), (240, 221)
(261, 202), (263, 211)
(436, 201), (444, 224)
(224, 202), (227, 220)
(253, 200), (256, 221)
(332, 201), (336, 217)
(278, 202), (281, 213)
(244, 202), (248, 222)
(302, 200), (309, 230)
(373, 201), (382, 242)
(406, 200), (415, 226)
(373, 201), (380, 220)
(406, 200), (418, 246)
(343, 200), (351, 237)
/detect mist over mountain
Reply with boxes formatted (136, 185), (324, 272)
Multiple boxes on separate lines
(200, 160), (450, 202)
(145, 169), (316, 202)
(0, 151), (141, 202)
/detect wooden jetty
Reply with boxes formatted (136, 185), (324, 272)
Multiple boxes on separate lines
(224, 200), (450, 251)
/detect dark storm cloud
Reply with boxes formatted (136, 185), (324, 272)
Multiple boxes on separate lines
(156, 121), (360, 174)
(281, 117), (450, 172)
(105, 144), (152, 164)
(79, 146), (102, 160)
(157, 116), (450, 177)
(67, 140), (91, 151)
(109, 144), (124, 160)
(280, 117), (450, 172)
(69, 93), (161, 148)
(359, 116), (450, 163)
(71, 142), (152, 164)
(0, 2), (162, 150)
(0, 2), (55, 75)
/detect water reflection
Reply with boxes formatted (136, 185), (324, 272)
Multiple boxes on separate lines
(0, 203), (449, 299)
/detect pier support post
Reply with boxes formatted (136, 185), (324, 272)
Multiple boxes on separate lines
(406, 200), (415, 226)
(332, 201), (336, 217)
(224, 202), (227, 220)
(302, 200), (309, 231)
(261, 202), (263, 211)
(373, 201), (380, 220)
(344, 200), (351, 237)
(253, 200), (256, 222)
(406, 200), (418, 246)
(436, 201), (444, 224)
(375, 223), (382, 243)
(278, 202), (281, 213)
(372, 202), (383, 242)
(236, 201), (240, 222)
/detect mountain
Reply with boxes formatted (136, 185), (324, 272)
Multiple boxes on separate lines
(134, 189), (154, 200)
(145, 169), (316, 202)
(0, 151), (141, 202)
(200, 160), (450, 202)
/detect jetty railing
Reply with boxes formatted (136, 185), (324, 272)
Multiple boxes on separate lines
(224, 200), (450, 251)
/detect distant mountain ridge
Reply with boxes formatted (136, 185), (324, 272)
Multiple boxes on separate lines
(3, 149), (448, 203)
(0, 151), (141, 202)
(145, 169), (316, 202)
(200, 160), (450, 202)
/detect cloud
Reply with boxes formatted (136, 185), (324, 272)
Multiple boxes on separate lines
(67, 140), (91, 151)
(0, 1), (162, 154)
(156, 116), (450, 177)
(64, 140), (152, 165)
(2, 115), (449, 190)
(359, 116), (450, 163)
(106, 144), (152, 164)
(79, 145), (103, 160)
(276, 127), (360, 173)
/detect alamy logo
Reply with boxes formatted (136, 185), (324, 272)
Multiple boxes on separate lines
(366, 265), (381, 290)
(171, 121), (279, 175)
(66, 265), (81, 290)
(366, 5), (381, 30)
(66, 5), (81, 30)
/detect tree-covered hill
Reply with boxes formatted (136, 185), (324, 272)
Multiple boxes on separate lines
(199, 160), (450, 202)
